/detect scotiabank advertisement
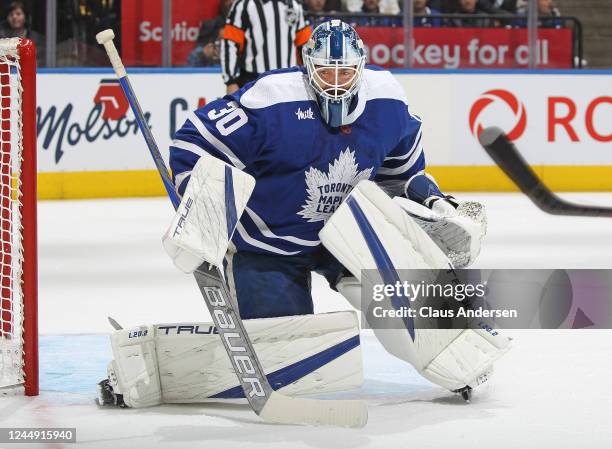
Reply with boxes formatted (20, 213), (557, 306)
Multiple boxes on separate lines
(357, 28), (573, 69)
(35, 71), (611, 195)
(121, 0), (220, 66)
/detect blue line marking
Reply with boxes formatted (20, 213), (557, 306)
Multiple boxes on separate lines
(211, 335), (360, 398)
(345, 196), (416, 341)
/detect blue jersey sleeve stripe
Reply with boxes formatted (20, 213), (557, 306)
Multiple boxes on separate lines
(171, 138), (209, 158)
(383, 128), (422, 162)
(171, 135), (237, 168)
(169, 147), (199, 181)
(380, 139), (421, 170)
(188, 111), (246, 169)
(244, 207), (320, 247)
(235, 222), (301, 255)
(378, 144), (423, 176)
(409, 110), (422, 122)
(375, 152), (425, 182)
(174, 171), (191, 196)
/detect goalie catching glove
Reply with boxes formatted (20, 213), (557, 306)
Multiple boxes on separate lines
(400, 173), (487, 268)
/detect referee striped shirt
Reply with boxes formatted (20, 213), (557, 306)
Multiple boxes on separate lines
(221, 0), (311, 85)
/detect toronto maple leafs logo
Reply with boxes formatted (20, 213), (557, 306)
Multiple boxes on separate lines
(298, 148), (373, 223)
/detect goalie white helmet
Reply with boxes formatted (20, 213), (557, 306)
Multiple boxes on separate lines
(302, 20), (366, 128)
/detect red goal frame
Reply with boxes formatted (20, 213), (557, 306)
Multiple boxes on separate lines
(0, 38), (37, 396)
(21, 39), (38, 397)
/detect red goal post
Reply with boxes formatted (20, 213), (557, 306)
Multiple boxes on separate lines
(0, 38), (38, 396)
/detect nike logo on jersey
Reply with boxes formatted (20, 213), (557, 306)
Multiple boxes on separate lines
(295, 107), (315, 120)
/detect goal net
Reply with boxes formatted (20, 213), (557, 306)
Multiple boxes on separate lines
(0, 38), (37, 396)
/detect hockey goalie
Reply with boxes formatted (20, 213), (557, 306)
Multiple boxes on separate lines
(97, 20), (510, 409)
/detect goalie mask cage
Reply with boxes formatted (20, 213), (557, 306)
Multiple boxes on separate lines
(0, 38), (38, 396)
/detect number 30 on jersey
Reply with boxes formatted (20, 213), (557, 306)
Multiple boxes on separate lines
(207, 101), (248, 136)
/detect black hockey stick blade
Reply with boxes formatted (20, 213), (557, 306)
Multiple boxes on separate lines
(479, 127), (612, 217)
(107, 316), (123, 330)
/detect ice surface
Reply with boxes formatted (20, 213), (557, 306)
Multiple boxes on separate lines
(2, 193), (612, 448)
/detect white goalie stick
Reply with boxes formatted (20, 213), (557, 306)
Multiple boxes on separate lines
(96, 29), (367, 428)
(479, 127), (612, 218)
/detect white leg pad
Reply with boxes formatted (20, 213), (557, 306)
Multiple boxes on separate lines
(337, 276), (510, 391)
(321, 181), (511, 391)
(109, 325), (162, 408)
(320, 180), (450, 280)
(106, 311), (362, 407)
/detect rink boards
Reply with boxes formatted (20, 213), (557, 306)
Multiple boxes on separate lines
(36, 68), (612, 199)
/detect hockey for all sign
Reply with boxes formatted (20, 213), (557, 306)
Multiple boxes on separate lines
(357, 27), (573, 69)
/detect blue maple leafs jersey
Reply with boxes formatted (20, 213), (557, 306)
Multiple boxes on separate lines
(170, 66), (427, 256)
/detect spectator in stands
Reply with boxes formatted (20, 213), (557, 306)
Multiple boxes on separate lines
(479, 0), (517, 14)
(0, 1), (44, 63)
(203, 0), (233, 33)
(221, 0), (235, 16)
(186, 20), (223, 67)
(449, 0), (493, 27)
(304, 0), (325, 13)
(343, 0), (400, 14)
(477, 0), (516, 28)
(432, 0), (512, 13)
(427, 0), (454, 13)
(325, 0), (343, 12)
(538, 0), (563, 28)
(302, 0), (343, 29)
(185, 0), (233, 67)
(304, 0), (339, 13)
(414, 0), (442, 27)
(517, 0), (560, 15)
(537, 0), (562, 17)
(362, 0), (380, 13)
(516, 0), (563, 28)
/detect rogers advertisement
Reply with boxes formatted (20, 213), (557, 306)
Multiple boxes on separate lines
(357, 27), (573, 69)
(121, 0), (220, 66)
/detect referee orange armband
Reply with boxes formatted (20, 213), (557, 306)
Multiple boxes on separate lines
(223, 24), (245, 52)
(295, 26), (312, 47)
